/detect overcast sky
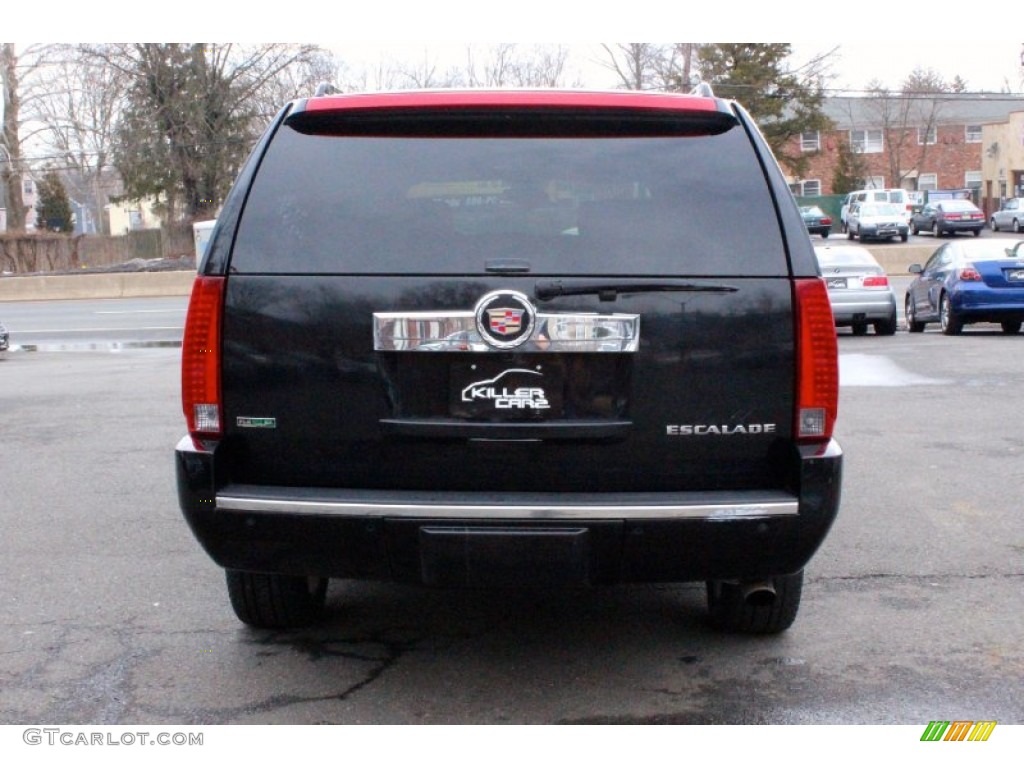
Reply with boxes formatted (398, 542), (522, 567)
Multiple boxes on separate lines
(10, 2), (1022, 95)
(331, 43), (1024, 94)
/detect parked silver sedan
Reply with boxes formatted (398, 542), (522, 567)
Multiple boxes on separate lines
(989, 197), (1024, 233)
(847, 202), (909, 243)
(814, 245), (898, 335)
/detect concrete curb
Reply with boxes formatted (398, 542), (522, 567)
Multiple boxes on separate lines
(0, 271), (196, 302)
(815, 243), (937, 276)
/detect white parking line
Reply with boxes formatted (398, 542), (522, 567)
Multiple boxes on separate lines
(13, 327), (184, 334)
(840, 353), (947, 387)
(94, 309), (185, 314)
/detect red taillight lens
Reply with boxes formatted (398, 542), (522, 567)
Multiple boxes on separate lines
(794, 279), (838, 442)
(862, 275), (889, 288)
(181, 276), (225, 438)
(821, 217), (832, 225)
(959, 265), (982, 282)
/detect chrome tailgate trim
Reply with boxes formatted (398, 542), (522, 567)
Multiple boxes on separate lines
(216, 487), (798, 520)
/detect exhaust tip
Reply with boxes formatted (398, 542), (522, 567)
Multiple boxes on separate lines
(740, 580), (777, 607)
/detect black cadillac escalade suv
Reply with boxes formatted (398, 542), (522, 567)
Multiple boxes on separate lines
(176, 88), (842, 633)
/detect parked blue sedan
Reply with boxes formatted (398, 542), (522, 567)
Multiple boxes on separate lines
(905, 239), (1024, 335)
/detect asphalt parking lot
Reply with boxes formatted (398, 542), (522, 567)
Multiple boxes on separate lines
(0, 295), (1021, 726)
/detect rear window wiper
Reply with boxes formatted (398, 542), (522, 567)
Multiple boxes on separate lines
(535, 280), (738, 302)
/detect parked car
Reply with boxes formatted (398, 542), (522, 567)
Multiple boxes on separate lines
(0, 320), (8, 356)
(814, 245), (898, 335)
(989, 197), (1024, 233)
(800, 205), (832, 238)
(910, 199), (985, 237)
(176, 87), (842, 635)
(846, 202), (909, 243)
(905, 239), (1024, 335)
(841, 188), (915, 232)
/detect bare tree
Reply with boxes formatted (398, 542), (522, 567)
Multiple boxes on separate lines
(395, 50), (464, 89)
(29, 45), (127, 234)
(253, 49), (340, 119)
(461, 44), (577, 88)
(2, 43), (54, 232)
(598, 43), (709, 92)
(600, 43), (672, 90)
(0, 43), (26, 231)
(858, 68), (950, 190)
(82, 43), (323, 221)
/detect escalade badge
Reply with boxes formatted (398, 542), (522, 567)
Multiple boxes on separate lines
(475, 290), (536, 349)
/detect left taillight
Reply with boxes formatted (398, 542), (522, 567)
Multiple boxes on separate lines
(958, 265), (982, 282)
(794, 278), (839, 443)
(862, 275), (889, 288)
(181, 276), (225, 439)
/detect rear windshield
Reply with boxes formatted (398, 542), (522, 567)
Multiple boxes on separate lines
(940, 200), (979, 212)
(230, 113), (788, 276)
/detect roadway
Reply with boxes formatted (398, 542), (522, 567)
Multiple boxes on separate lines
(0, 296), (187, 349)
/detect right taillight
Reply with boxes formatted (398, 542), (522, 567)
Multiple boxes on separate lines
(794, 278), (838, 442)
(862, 275), (889, 288)
(181, 276), (225, 439)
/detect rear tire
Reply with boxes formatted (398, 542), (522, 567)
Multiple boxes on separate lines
(706, 571), (803, 634)
(932, 222), (941, 237)
(906, 296), (925, 333)
(225, 570), (328, 628)
(875, 312), (898, 336)
(852, 322), (868, 336)
(939, 293), (963, 336)
(1001, 321), (1021, 334)
(911, 221), (920, 235)
(991, 217), (999, 232)
(1014, 219), (1022, 233)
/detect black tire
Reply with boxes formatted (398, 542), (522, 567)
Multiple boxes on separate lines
(1001, 320), (1021, 334)
(225, 569), (328, 628)
(932, 222), (941, 237)
(911, 221), (920, 235)
(1014, 219), (1022, 234)
(973, 228), (982, 237)
(851, 322), (868, 336)
(874, 312), (898, 336)
(906, 295), (925, 333)
(706, 571), (803, 634)
(939, 293), (963, 336)
(821, 231), (829, 239)
(847, 228), (854, 240)
(900, 232), (908, 243)
(991, 217), (999, 232)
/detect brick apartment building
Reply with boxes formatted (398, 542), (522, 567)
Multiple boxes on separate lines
(783, 94), (1024, 217)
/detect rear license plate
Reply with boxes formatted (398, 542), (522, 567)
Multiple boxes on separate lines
(826, 277), (847, 289)
(1008, 269), (1024, 282)
(450, 361), (564, 419)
